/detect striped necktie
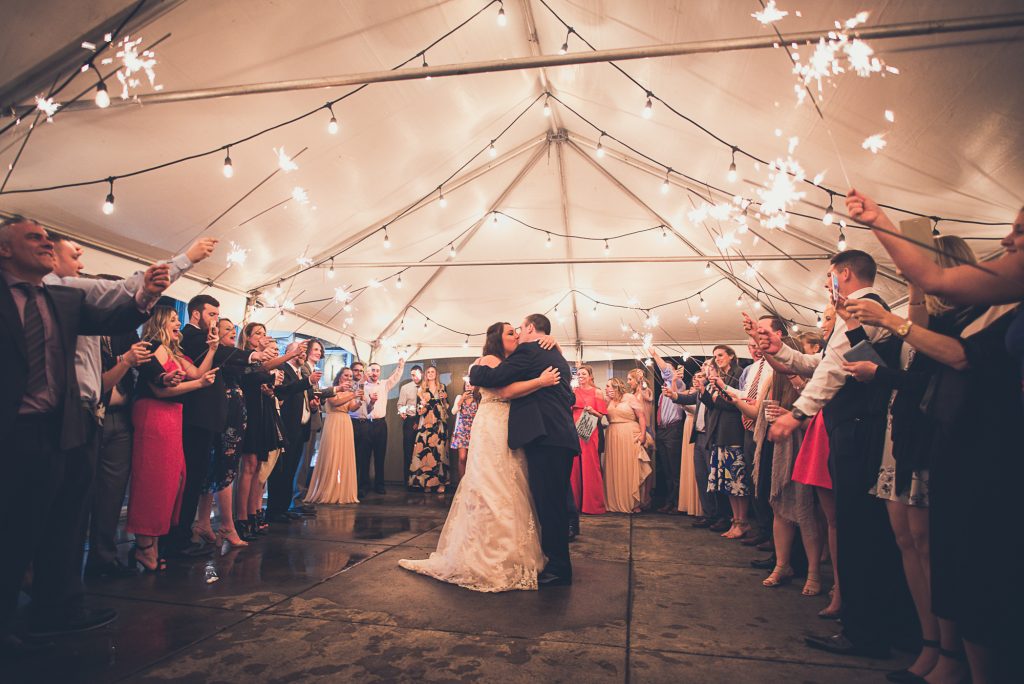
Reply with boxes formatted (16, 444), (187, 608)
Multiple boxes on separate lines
(741, 359), (765, 431)
(16, 283), (48, 395)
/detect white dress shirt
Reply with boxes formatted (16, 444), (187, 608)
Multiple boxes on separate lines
(351, 367), (404, 420)
(773, 286), (889, 417)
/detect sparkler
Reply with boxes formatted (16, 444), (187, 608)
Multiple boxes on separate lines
(34, 96), (60, 121)
(275, 147), (299, 173)
(225, 241), (249, 268)
(100, 35), (161, 100)
(756, 152), (807, 230)
(752, 1), (788, 25)
(861, 133), (887, 154)
(291, 186), (309, 204)
(296, 256), (314, 267)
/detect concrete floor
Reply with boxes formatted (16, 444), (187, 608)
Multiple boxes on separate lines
(7, 492), (909, 682)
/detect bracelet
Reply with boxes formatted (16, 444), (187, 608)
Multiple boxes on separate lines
(909, 300), (925, 306)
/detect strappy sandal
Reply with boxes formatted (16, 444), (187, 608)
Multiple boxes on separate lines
(802, 573), (823, 596)
(132, 542), (159, 573)
(762, 565), (794, 587)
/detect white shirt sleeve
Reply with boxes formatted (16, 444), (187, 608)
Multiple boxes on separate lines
(772, 344), (821, 379)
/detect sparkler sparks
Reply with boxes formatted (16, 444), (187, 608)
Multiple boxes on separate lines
(275, 147), (299, 173)
(101, 35), (161, 100)
(296, 256), (314, 267)
(862, 133), (887, 153)
(34, 96), (60, 121)
(752, 1), (788, 25)
(225, 241), (249, 268)
(756, 153), (807, 230)
(291, 186), (309, 204)
(333, 287), (351, 303)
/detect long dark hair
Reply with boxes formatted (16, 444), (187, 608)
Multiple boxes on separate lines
(482, 321), (510, 359)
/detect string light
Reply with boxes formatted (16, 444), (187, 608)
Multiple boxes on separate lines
(383, 226), (391, 248)
(463, 336), (470, 348)
(543, 96), (551, 118)
(492, 212), (499, 225)
(272, 281), (283, 298)
(704, 262), (712, 275)
(817, 313), (824, 328)
(559, 27), (574, 54)
(101, 178), (115, 215)
(595, 133), (605, 158)
(94, 79), (110, 109)
(438, 187), (447, 208)
(642, 92), (654, 119)
(448, 243), (457, 258)
(396, 273), (403, 289)
(735, 294), (743, 307)
(423, 320), (429, 330)
(496, 1), (507, 27)
(661, 226), (668, 241)
(545, 232), (552, 248)
(327, 258), (335, 279)
(326, 104), (338, 135)
(837, 228), (848, 251)
(727, 147), (738, 183)
(700, 294), (708, 310)
(822, 192), (835, 226)
(488, 140), (497, 158)
(791, 322), (800, 332)
(660, 169), (671, 194)
(221, 146), (233, 178)
(603, 239), (610, 255)
(753, 300), (763, 310)
(931, 217), (941, 237)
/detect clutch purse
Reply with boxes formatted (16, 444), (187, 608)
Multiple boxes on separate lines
(575, 411), (598, 441)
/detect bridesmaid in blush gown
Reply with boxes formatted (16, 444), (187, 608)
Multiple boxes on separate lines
(571, 364), (607, 514)
(306, 368), (362, 504)
(603, 377), (652, 513)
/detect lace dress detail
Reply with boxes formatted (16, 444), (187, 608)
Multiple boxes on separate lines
(399, 389), (545, 591)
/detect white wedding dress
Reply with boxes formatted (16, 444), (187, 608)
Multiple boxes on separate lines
(398, 388), (546, 591)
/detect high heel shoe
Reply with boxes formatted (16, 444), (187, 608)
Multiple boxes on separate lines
(249, 514), (268, 535)
(802, 573), (823, 596)
(218, 527), (249, 548)
(193, 525), (218, 545)
(723, 521), (750, 539)
(132, 542), (159, 573)
(762, 565), (794, 587)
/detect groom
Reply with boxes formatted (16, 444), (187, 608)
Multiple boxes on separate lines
(470, 314), (579, 586)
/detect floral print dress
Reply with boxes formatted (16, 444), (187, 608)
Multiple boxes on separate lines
(409, 385), (450, 491)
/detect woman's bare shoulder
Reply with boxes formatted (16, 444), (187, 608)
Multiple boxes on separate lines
(476, 355), (502, 368)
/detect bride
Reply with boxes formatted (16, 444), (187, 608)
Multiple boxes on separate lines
(398, 322), (561, 592)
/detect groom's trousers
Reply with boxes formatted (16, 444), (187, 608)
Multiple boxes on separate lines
(524, 445), (576, 579)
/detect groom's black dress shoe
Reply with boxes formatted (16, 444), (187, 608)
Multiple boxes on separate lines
(538, 572), (572, 587)
(804, 633), (890, 659)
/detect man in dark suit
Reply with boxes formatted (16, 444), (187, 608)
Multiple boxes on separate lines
(0, 217), (161, 648)
(470, 314), (578, 586)
(268, 341), (322, 521)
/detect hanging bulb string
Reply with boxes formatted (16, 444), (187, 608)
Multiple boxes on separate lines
(533, 0), (1009, 228)
(493, 210), (670, 244)
(0, 0), (506, 196)
(251, 91), (546, 291)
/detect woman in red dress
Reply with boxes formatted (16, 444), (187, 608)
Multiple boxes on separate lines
(571, 365), (607, 515)
(127, 306), (218, 571)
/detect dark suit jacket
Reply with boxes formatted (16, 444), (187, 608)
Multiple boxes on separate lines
(180, 325), (256, 432)
(0, 275), (149, 450)
(469, 341), (578, 453)
(699, 388), (745, 447)
(275, 361), (314, 448)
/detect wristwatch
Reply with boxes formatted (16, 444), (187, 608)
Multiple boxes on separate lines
(895, 319), (914, 338)
(790, 407), (809, 422)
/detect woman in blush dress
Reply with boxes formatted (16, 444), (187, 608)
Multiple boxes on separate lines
(127, 306), (218, 571)
(571, 365), (607, 515)
(603, 377), (651, 514)
(306, 367), (362, 504)
(408, 366), (451, 493)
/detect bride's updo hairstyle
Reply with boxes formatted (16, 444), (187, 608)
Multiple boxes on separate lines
(482, 321), (511, 360)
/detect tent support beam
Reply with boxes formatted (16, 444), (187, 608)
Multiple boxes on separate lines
(554, 133), (582, 355)
(373, 142), (549, 344)
(325, 254), (832, 268)
(47, 12), (1024, 111)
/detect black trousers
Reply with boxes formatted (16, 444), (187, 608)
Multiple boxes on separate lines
(268, 424), (309, 516)
(354, 419), (388, 491)
(402, 417), (416, 487)
(751, 430), (774, 535)
(1, 412), (96, 632)
(654, 422), (683, 508)
(163, 425), (216, 551)
(87, 410), (132, 566)
(830, 418), (917, 649)
(524, 445), (575, 579)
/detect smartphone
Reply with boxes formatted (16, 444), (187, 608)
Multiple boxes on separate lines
(144, 338), (160, 353)
(830, 271), (841, 302)
(899, 217), (938, 263)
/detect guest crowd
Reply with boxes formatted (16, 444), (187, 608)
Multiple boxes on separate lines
(2, 191), (1022, 684)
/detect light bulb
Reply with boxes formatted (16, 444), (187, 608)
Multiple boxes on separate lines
(327, 260), (335, 279)
(497, 5), (506, 26)
(661, 227), (668, 241)
(222, 150), (233, 178)
(463, 337), (470, 348)
(700, 295), (708, 310)
(822, 204), (834, 226)
(396, 273), (403, 288)
(661, 175), (670, 194)
(543, 100), (551, 117)
(753, 300), (762, 310)
(642, 96), (653, 119)
(727, 161), (737, 183)
(102, 193), (115, 215)
(704, 262), (712, 275)
(423, 321), (428, 330)
(383, 230), (391, 248)
(448, 243), (456, 258)
(94, 81), (110, 108)
(735, 295), (743, 307)
(603, 239), (610, 255)
(492, 212), (499, 224)
(328, 116), (338, 135)
(488, 141), (497, 158)
(545, 233), (552, 248)
(559, 41), (568, 55)
(595, 138), (605, 158)
(273, 282), (283, 297)
(438, 189), (447, 208)
(791, 322), (800, 332)
(837, 231), (847, 251)
(817, 314), (824, 328)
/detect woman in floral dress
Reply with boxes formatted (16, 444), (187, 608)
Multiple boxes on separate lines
(409, 366), (451, 492)
(450, 381), (480, 481)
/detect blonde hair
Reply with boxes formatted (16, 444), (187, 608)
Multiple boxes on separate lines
(627, 368), (648, 387)
(926, 236), (977, 315)
(606, 377), (629, 400)
(140, 306), (183, 358)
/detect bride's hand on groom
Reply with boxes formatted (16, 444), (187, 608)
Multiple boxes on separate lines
(537, 335), (559, 351)
(538, 366), (561, 386)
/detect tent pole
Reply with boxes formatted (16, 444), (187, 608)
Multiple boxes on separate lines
(287, 254), (833, 268)
(49, 12), (1024, 111)
(554, 133), (583, 350)
(372, 142), (549, 344)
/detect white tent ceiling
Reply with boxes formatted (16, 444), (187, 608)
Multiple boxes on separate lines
(2, 0), (1022, 361)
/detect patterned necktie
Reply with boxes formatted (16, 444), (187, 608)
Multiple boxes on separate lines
(16, 283), (48, 394)
(741, 359), (765, 431)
